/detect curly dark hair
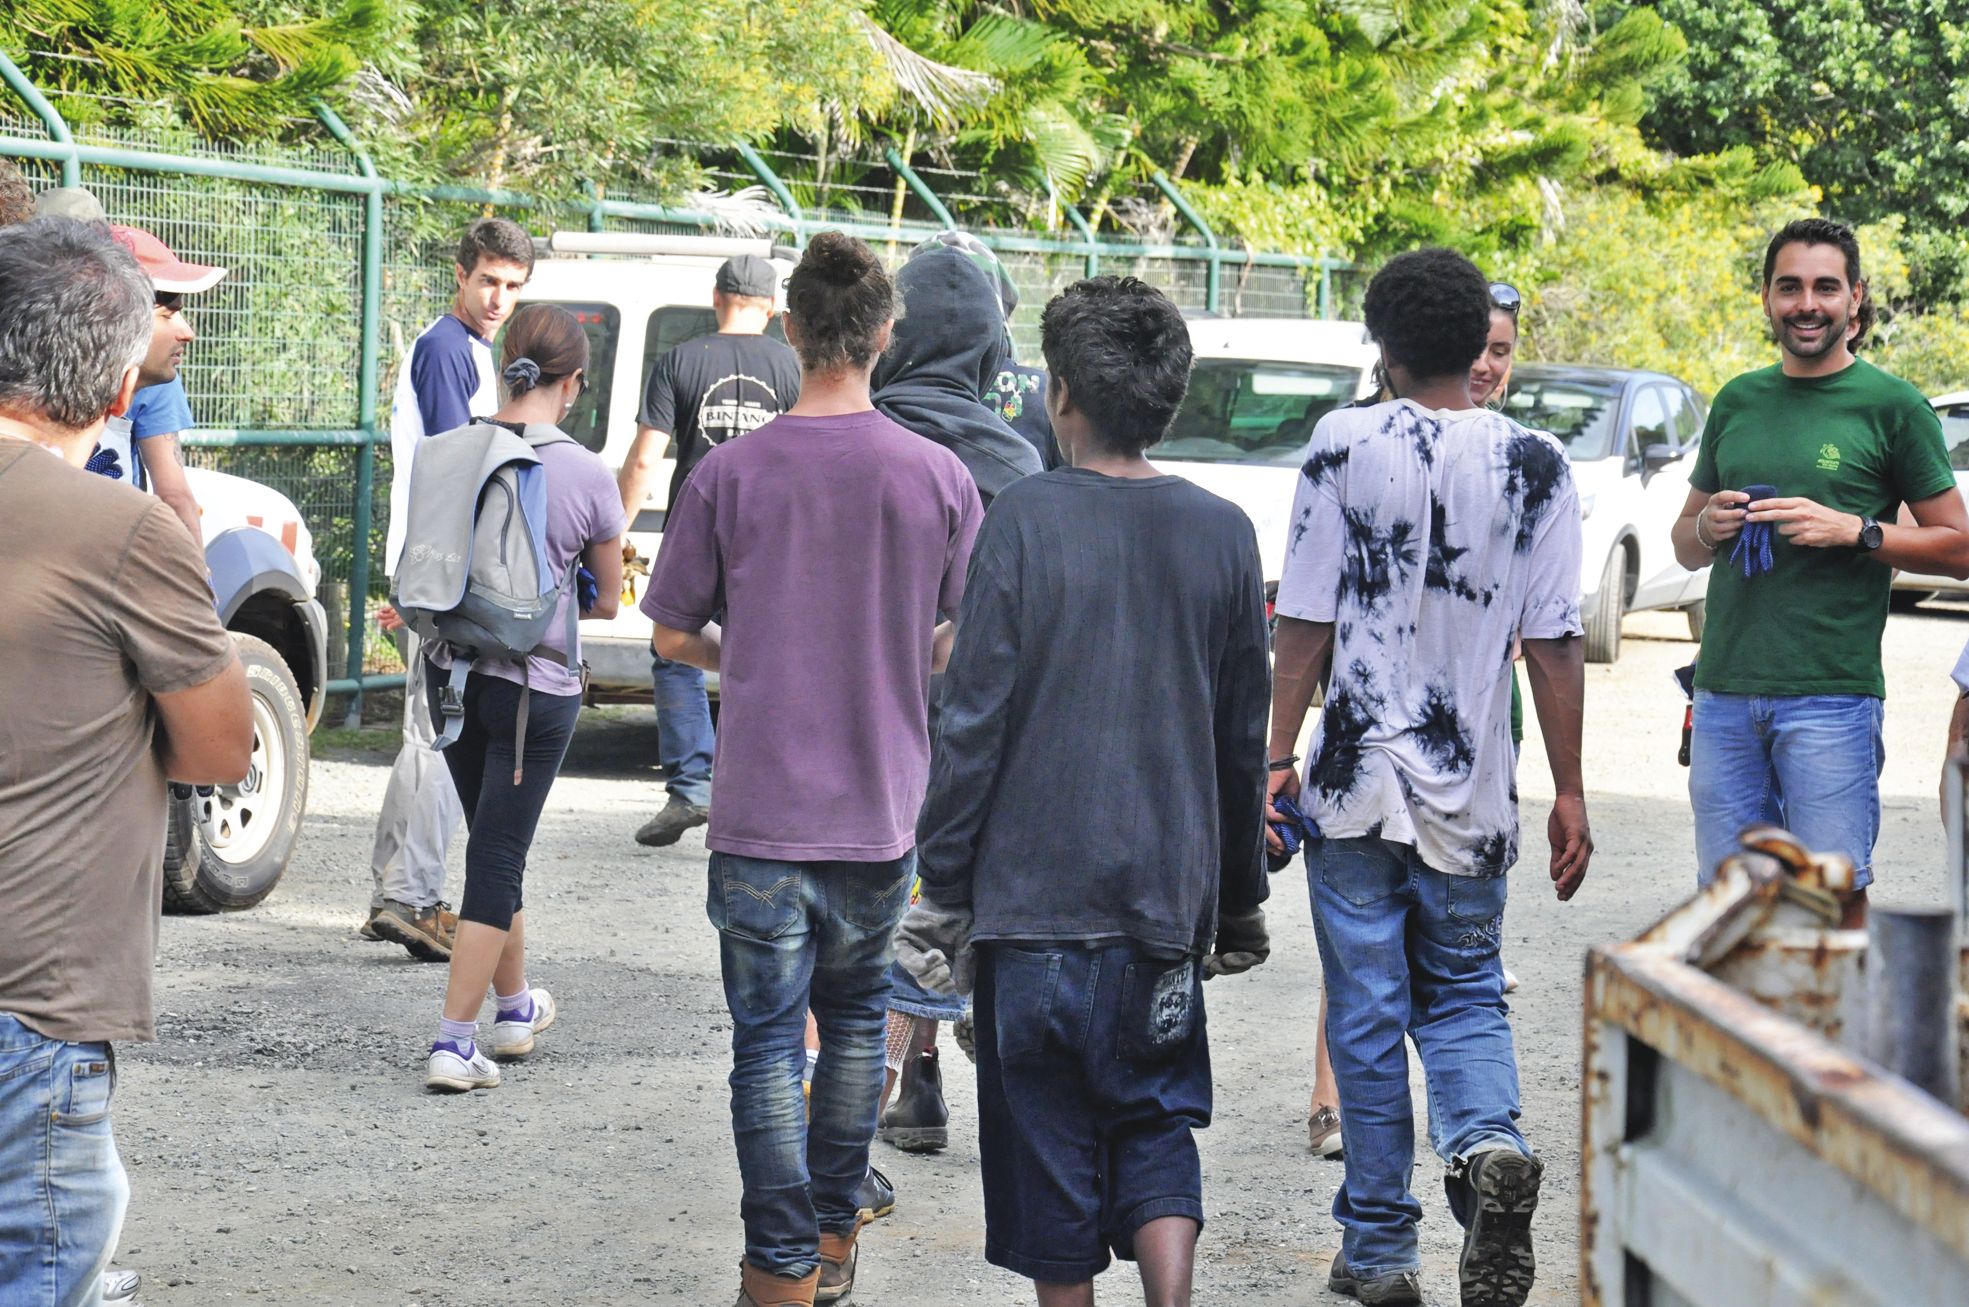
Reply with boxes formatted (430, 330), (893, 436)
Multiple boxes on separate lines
(1039, 276), (1192, 455)
(1361, 247), (1492, 382)
(0, 160), (33, 228)
(783, 232), (899, 373)
(1763, 217), (1875, 350)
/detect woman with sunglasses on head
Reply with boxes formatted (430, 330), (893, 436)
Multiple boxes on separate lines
(421, 303), (625, 1092)
(1470, 281), (1521, 408)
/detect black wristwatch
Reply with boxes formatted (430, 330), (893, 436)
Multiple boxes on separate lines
(1858, 516), (1884, 551)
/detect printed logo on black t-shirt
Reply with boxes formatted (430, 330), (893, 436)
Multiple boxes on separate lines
(697, 373), (791, 447)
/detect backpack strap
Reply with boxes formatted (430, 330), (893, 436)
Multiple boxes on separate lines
(432, 657), (471, 751)
(512, 659), (531, 786)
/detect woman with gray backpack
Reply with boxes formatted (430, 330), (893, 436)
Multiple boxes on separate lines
(392, 303), (623, 1091)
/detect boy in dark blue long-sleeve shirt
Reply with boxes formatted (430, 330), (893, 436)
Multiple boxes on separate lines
(898, 276), (1272, 1307)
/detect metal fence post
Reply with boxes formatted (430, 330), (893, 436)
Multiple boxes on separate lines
(1319, 259), (1335, 319)
(1150, 171), (1220, 313)
(316, 103), (384, 727)
(1041, 175), (1100, 278)
(882, 145), (957, 230)
(0, 52), (78, 185)
(734, 143), (804, 242)
(582, 179), (605, 233)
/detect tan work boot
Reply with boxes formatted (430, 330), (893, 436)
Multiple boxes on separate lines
(816, 1217), (866, 1303)
(735, 1262), (819, 1307)
(371, 899), (457, 962)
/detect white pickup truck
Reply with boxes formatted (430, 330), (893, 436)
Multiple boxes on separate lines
(163, 463), (324, 912)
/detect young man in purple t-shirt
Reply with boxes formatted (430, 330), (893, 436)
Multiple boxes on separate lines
(643, 233), (982, 1307)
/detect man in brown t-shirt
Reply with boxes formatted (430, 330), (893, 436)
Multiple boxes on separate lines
(0, 217), (251, 1305)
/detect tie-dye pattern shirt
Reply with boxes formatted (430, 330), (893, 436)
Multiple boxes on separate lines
(1274, 399), (1583, 876)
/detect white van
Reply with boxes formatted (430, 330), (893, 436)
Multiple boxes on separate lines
(516, 233), (798, 698)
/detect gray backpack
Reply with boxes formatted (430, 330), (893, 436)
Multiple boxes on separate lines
(392, 420), (581, 767)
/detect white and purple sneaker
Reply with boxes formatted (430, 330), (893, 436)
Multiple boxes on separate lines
(486, 987), (557, 1060)
(425, 1039), (500, 1092)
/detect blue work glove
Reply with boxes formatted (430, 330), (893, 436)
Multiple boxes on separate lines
(576, 564), (599, 613)
(85, 445), (122, 479)
(1267, 793), (1320, 872)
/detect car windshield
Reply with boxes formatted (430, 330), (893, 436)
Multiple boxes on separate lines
(1938, 407), (1969, 471)
(1503, 376), (1624, 462)
(1156, 359), (1361, 465)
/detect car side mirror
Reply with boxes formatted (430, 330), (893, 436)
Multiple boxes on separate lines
(1642, 442), (1681, 472)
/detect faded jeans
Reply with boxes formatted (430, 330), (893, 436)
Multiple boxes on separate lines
(1308, 837), (1530, 1278)
(368, 629), (463, 910)
(1689, 691), (1883, 889)
(707, 851), (914, 1278)
(651, 652), (713, 808)
(0, 1014), (127, 1307)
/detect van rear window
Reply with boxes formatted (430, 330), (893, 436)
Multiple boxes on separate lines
(520, 301), (618, 453)
(642, 306), (789, 393)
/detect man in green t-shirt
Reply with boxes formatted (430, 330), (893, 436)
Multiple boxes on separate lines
(1671, 218), (1969, 914)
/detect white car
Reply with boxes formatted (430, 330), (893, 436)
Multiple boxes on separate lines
(1502, 364), (1712, 662)
(1150, 317), (1379, 589)
(1891, 392), (1969, 603)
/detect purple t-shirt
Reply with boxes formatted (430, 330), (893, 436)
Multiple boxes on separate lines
(642, 409), (983, 861)
(432, 439), (620, 697)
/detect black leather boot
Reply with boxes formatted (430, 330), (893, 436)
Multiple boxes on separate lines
(878, 1048), (949, 1152)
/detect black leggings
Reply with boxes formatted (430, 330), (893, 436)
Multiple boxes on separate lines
(426, 670), (582, 930)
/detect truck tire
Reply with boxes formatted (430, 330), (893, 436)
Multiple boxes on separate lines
(162, 634), (310, 914)
(1584, 547), (1625, 665)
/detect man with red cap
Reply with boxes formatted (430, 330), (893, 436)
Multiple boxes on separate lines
(93, 218), (227, 542)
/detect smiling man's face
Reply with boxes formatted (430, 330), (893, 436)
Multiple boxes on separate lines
(1763, 241), (1861, 368)
(138, 296), (196, 388)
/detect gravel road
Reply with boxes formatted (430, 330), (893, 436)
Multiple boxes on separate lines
(111, 603), (1968, 1306)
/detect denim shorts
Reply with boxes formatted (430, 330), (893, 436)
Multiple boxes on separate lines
(0, 1013), (128, 1304)
(974, 941), (1210, 1282)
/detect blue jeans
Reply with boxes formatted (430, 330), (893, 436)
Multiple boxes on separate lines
(707, 852), (914, 1278)
(975, 943), (1209, 1282)
(1307, 838), (1529, 1278)
(651, 652), (713, 807)
(1689, 691), (1883, 890)
(0, 1014), (127, 1307)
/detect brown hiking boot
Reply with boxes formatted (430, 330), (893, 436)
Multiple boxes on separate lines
(816, 1218), (865, 1303)
(735, 1262), (818, 1307)
(371, 899), (457, 962)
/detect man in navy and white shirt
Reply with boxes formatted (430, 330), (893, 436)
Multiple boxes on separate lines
(1264, 248), (1590, 1306)
(363, 218), (533, 960)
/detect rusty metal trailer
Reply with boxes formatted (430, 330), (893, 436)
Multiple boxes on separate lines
(1582, 821), (1969, 1307)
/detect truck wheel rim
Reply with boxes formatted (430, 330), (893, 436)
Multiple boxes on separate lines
(195, 695), (284, 864)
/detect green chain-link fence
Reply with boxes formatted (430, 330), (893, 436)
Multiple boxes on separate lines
(0, 56), (1353, 721)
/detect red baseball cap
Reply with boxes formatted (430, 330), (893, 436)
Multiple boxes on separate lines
(108, 224), (227, 294)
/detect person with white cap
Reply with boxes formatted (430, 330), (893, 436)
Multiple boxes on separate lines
(620, 252), (801, 849)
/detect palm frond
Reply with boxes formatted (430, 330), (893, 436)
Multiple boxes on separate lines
(855, 11), (997, 131)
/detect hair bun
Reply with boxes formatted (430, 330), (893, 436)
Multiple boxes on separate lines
(503, 356), (542, 394)
(804, 231), (874, 287)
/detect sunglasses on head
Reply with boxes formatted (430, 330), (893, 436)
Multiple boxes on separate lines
(1489, 282), (1522, 314)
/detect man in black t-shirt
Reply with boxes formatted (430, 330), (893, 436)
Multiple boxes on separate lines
(620, 255), (801, 847)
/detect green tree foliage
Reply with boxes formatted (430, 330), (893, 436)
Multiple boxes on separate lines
(1, 0), (387, 135)
(372, 0), (888, 195)
(1627, 0), (1969, 305)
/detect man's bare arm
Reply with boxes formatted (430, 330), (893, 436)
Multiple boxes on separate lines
(1268, 616), (1335, 764)
(652, 621), (721, 673)
(617, 425), (671, 531)
(1746, 486), (1969, 579)
(153, 655), (253, 784)
(1522, 634), (1591, 899)
(139, 434), (202, 542)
